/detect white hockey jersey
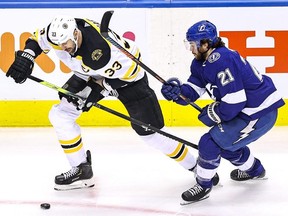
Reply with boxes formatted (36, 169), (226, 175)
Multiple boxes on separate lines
(30, 18), (145, 88)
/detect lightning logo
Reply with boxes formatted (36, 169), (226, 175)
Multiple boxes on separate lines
(233, 119), (258, 144)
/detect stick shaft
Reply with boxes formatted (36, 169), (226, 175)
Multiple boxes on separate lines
(27, 75), (198, 149)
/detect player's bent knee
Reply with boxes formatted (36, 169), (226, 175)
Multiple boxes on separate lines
(48, 105), (68, 127)
(48, 105), (59, 126)
(199, 133), (221, 158)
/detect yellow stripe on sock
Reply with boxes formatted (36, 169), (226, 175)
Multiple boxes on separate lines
(166, 142), (182, 158)
(175, 147), (188, 162)
(63, 142), (84, 154)
(59, 134), (81, 145)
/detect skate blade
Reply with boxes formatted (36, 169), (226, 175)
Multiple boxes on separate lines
(252, 176), (268, 180)
(234, 177), (269, 182)
(180, 195), (210, 206)
(214, 182), (224, 187)
(54, 178), (95, 191)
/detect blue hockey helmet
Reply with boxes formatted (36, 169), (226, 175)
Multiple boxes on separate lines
(186, 20), (218, 48)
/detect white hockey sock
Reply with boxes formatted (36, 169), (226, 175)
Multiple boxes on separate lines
(140, 127), (196, 170)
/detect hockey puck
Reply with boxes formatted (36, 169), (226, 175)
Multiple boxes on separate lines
(40, 203), (51, 209)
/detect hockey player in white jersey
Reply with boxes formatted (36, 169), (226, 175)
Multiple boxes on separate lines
(6, 15), (206, 191)
(161, 20), (285, 204)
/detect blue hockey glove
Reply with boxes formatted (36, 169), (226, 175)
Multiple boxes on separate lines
(161, 77), (182, 101)
(198, 102), (221, 127)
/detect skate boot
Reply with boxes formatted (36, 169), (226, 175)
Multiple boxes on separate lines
(189, 166), (220, 186)
(54, 150), (94, 191)
(230, 169), (266, 181)
(181, 183), (212, 205)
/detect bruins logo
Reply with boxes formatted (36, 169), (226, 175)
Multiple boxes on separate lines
(91, 49), (103, 61)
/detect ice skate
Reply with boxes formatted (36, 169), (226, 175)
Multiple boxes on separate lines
(230, 169), (267, 181)
(181, 183), (212, 205)
(54, 150), (94, 191)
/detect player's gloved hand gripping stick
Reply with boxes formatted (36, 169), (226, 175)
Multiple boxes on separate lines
(27, 75), (199, 150)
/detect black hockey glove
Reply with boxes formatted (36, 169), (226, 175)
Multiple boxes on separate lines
(80, 79), (104, 112)
(58, 75), (101, 112)
(79, 78), (119, 112)
(6, 50), (34, 84)
(59, 74), (87, 103)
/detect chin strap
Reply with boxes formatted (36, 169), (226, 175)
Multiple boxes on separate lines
(71, 29), (79, 55)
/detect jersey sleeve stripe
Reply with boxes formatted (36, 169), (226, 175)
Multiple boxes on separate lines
(186, 82), (206, 97)
(242, 91), (283, 115)
(221, 89), (247, 104)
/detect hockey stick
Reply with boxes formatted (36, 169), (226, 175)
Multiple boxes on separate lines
(27, 75), (198, 149)
(100, 10), (202, 113)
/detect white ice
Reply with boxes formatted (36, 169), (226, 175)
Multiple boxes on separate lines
(0, 126), (287, 216)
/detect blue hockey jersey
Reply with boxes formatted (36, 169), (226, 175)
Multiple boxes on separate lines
(178, 46), (285, 121)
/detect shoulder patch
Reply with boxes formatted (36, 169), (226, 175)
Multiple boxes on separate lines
(208, 52), (221, 63)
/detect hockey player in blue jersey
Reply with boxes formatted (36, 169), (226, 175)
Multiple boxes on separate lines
(161, 20), (285, 204)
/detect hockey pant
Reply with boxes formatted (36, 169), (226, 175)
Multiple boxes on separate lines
(49, 75), (196, 169)
(195, 109), (277, 188)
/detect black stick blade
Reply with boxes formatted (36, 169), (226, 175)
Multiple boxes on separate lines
(100, 10), (114, 34)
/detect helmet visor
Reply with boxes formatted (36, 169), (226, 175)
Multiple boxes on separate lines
(183, 39), (197, 51)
